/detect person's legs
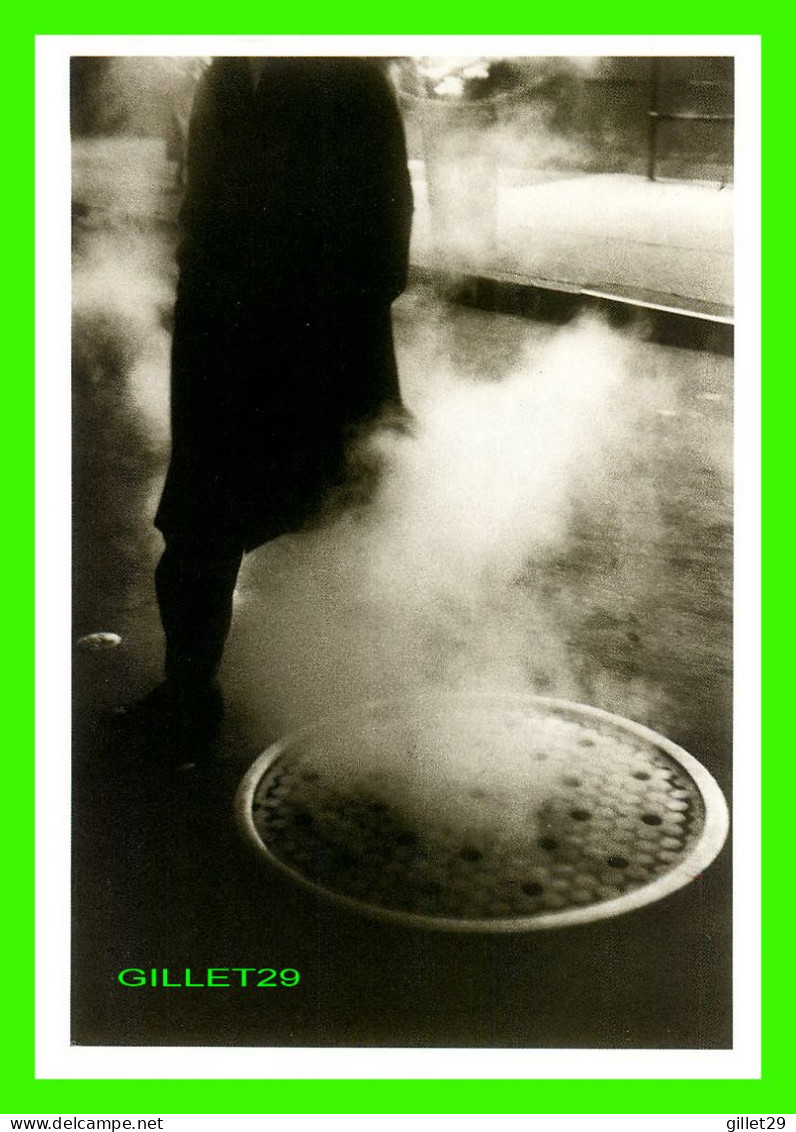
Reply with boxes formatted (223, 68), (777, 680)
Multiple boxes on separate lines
(155, 530), (244, 712)
(115, 532), (243, 760)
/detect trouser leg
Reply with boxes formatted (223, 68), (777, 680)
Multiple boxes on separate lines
(155, 532), (244, 691)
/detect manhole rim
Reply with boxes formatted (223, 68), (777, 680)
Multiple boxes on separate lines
(235, 692), (729, 933)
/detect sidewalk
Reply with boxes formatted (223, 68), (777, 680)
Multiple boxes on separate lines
(409, 163), (734, 322)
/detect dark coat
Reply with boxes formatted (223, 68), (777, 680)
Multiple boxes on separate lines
(155, 57), (414, 550)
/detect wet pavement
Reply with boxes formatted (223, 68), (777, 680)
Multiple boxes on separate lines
(71, 138), (732, 1049)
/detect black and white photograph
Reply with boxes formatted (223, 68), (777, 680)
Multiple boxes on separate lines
(57, 39), (747, 1065)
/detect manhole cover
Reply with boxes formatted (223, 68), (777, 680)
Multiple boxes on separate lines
(236, 694), (728, 931)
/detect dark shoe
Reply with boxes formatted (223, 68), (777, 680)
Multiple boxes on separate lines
(112, 680), (224, 767)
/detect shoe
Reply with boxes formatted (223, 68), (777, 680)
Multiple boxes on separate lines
(112, 680), (224, 766)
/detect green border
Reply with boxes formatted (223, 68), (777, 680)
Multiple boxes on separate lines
(15, 17), (771, 1117)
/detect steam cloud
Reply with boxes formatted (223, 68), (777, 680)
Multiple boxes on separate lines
(221, 303), (688, 835)
(231, 308), (674, 734)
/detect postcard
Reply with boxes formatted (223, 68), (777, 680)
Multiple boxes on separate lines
(34, 33), (760, 1090)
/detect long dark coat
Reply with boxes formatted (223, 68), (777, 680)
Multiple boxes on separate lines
(155, 57), (414, 550)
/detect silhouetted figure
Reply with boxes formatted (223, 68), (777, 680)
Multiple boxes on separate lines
(149, 57), (413, 737)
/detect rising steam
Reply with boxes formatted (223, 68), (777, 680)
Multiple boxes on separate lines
(230, 311), (674, 740)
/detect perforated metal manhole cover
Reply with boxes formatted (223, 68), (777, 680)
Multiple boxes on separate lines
(236, 694), (729, 931)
